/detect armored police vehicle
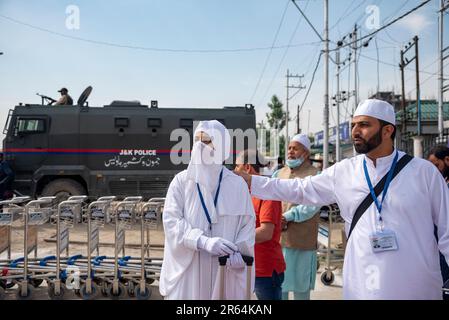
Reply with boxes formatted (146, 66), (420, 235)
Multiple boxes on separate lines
(2, 87), (256, 201)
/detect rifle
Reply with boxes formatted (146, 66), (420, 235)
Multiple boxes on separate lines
(36, 93), (57, 105)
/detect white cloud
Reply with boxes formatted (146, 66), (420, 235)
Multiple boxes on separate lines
(397, 13), (433, 33)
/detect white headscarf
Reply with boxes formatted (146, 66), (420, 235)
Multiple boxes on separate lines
(186, 120), (231, 192)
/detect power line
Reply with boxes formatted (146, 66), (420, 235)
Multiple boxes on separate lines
(358, 52), (437, 76)
(405, 61), (449, 96)
(257, 0), (312, 107)
(299, 51), (323, 112)
(249, 0), (290, 103)
(328, 0), (432, 52)
(291, 0), (323, 41)
(328, 0), (365, 31)
(0, 12), (319, 54)
(382, 0), (411, 23)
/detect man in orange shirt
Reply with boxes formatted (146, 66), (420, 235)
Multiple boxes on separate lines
(235, 149), (286, 300)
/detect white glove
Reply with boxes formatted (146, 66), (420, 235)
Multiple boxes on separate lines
(227, 252), (245, 269)
(198, 236), (237, 256)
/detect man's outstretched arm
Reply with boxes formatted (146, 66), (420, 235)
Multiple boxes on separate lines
(235, 167), (337, 206)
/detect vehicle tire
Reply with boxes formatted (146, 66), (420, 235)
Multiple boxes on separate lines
(135, 284), (152, 300)
(321, 271), (335, 286)
(41, 179), (86, 203)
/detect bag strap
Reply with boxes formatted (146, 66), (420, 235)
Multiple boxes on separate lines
(347, 154), (413, 239)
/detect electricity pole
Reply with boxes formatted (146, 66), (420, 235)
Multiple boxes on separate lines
(438, 0), (449, 139)
(335, 45), (341, 162)
(400, 36), (422, 156)
(352, 25), (359, 114)
(286, 70), (305, 158)
(323, 0), (329, 168)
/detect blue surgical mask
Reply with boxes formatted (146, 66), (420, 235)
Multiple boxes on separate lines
(286, 157), (304, 169)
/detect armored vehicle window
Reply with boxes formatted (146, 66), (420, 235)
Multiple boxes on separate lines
(114, 117), (129, 128)
(16, 118), (45, 134)
(180, 119), (193, 128)
(147, 118), (162, 128)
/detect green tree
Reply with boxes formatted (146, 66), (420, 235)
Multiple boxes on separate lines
(266, 95), (286, 130)
(265, 95), (289, 159)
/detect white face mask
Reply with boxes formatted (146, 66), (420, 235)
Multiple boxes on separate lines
(286, 157), (304, 169)
(186, 141), (223, 191)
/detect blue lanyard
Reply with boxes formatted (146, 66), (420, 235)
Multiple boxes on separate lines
(363, 151), (398, 225)
(196, 168), (223, 230)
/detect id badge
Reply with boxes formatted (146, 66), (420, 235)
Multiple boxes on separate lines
(369, 229), (398, 253)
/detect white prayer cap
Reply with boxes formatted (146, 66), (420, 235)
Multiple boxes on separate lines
(353, 99), (396, 125)
(290, 133), (311, 151)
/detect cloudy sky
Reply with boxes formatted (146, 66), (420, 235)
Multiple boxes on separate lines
(0, 0), (447, 140)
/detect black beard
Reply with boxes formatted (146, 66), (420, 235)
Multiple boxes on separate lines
(353, 128), (383, 154)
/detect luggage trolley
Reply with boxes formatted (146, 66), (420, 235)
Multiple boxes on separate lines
(47, 196), (87, 299)
(16, 196), (56, 299)
(144, 197), (165, 257)
(132, 199), (164, 299)
(108, 196), (142, 299)
(317, 204), (345, 286)
(79, 196), (116, 300)
(0, 196), (30, 299)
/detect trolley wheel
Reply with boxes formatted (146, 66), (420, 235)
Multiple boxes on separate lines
(321, 271), (335, 286)
(0, 286), (5, 300)
(47, 282), (65, 300)
(108, 282), (127, 300)
(93, 278), (108, 297)
(127, 281), (135, 297)
(145, 271), (156, 285)
(135, 284), (152, 300)
(5, 280), (15, 289)
(100, 281), (109, 297)
(80, 282), (99, 300)
(15, 283), (34, 300)
(30, 278), (44, 288)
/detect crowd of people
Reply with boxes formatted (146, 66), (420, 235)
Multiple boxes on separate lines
(159, 98), (449, 300)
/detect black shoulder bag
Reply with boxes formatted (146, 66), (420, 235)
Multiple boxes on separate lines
(347, 154), (413, 239)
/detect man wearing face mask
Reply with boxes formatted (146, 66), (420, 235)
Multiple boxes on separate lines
(235, 99), (449, 299)
(271, 134), (320, 300)
(159, 120), (255, 300)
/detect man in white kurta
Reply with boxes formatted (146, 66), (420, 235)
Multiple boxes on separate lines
(239, 99), (449, 299)
(159, 120), (255, 300)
